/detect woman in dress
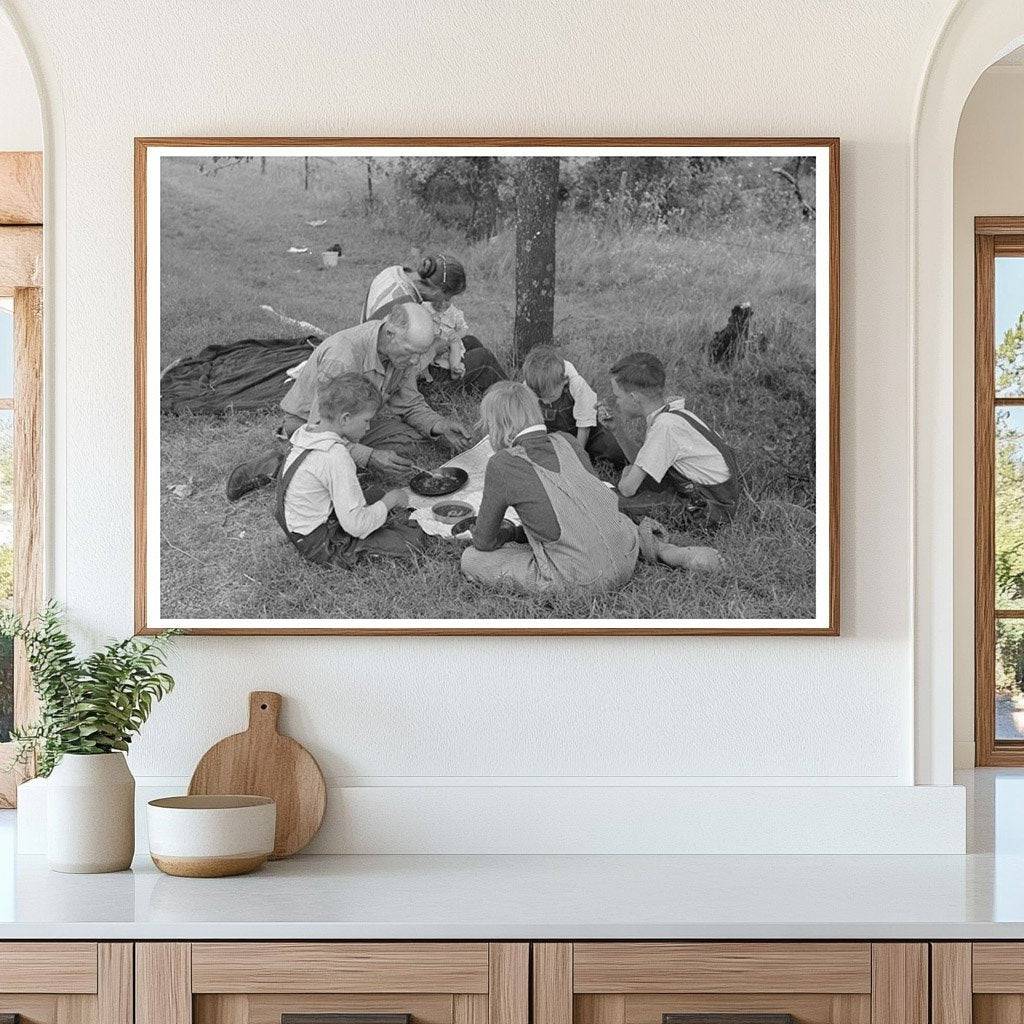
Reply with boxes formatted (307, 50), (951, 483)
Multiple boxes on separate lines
(361, 255), (507, 392)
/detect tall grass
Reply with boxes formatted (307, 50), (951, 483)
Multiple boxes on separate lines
(157, 156), (818, 621)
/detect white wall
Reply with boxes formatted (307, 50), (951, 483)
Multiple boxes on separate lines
(0, 0), (973, 851)
(952, 65), (1024, 768)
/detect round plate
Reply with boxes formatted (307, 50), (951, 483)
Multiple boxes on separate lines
(410, 467), (469, 497)
(432, 500), (474, 524)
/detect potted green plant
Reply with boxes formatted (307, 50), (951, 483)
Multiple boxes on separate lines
(2, 604), (177, 873)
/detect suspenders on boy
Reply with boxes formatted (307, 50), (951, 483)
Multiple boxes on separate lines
(274, 448), (314, 549)
(539, 385), (578, 436)
(658, 407), (741, 521)
(275, 449), (356, 565)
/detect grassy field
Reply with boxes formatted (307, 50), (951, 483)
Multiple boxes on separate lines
(158, 157), (818, 621)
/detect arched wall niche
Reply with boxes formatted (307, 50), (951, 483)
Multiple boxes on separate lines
(913, 0), (1024, 784)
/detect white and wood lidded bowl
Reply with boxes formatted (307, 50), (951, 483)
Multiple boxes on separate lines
(147, 795), (276, 878)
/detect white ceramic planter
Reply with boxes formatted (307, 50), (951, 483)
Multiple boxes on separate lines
(46, 752), (135, 873)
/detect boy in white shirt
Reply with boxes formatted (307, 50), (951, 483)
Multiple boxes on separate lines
(607, 351), (740, 527)
(276, 373), (424, 566)
(521, 345), (627, 466)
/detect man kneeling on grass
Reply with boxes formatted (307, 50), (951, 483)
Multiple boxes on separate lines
(276, 373), (425, 567)
(227, 303), (470, 500)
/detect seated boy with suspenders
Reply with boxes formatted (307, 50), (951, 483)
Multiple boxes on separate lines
(606, 351), (741, 527)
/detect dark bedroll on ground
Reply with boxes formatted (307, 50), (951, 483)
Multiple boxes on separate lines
(159, 335), (322, 414)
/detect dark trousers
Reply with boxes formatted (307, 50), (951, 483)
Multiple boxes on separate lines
(538, 386), (627, 468)
(431, 334), (507, 393)
(583, 423), (628, 467)
(287, 514), (425, 567)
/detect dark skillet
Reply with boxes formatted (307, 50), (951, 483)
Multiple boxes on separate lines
(409, 467), (469, 497)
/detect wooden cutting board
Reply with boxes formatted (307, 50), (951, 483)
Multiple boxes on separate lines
(188, 691), (326, 859)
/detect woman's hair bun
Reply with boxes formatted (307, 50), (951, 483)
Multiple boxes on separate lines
(417, 254), (467, 296)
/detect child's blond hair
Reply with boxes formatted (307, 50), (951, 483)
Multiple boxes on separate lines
(521, 345), (565, 397)
(479, 381), (544, 451)
(317, 372), (381, 424)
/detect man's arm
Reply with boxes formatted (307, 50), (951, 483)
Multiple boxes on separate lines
(389, 363), (445, 437)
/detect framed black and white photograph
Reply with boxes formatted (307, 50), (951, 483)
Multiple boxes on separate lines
(135, 138), (839, 636)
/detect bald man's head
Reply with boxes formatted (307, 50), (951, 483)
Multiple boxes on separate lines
(380, 303), (436, 367)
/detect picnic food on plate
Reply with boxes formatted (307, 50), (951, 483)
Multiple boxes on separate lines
(409, 466), (469, 497)
(432, 500), (474, 524)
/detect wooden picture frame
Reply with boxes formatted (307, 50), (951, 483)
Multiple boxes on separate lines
(975, 216), (1024, 765)
(135, 137), (840, 636)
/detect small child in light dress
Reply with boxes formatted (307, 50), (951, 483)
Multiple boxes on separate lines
(419, 296), (468, 382)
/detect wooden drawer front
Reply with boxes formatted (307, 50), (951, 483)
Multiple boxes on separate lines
(0, 942), (98, 993)
(196, 993), (460, 1024)
(973, 944), (1024, 992)
(577, 993), (870, 1024)
(191, 943), (492, 994)
(573, 944), (873, 995)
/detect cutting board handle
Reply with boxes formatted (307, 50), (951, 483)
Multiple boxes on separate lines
(248, 691), (282, 734)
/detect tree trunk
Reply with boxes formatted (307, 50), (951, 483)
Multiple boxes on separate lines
(470, 157), (500, 241)
(303, 156), (310, 191)
(513, 157), (559, 360)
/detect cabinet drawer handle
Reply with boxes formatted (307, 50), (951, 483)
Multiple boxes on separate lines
(283, 1016), (411, 1024)
(664, 1016), (797, 1024)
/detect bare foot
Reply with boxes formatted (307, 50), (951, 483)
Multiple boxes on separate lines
(656, 543), (724, 571)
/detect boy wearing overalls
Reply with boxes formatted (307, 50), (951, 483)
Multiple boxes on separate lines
(276, 373), (424, 567)
(607, 352), (740, 527)
(521, 345), (626, 466)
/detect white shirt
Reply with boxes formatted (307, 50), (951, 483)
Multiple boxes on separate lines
(563, 360), (598, 428)
(281, 426), (388, 537)
(634, 398), (731, 486)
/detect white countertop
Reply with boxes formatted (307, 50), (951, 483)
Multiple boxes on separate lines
(1, 850), (1023, 940)
(1, 770), (1021, 941)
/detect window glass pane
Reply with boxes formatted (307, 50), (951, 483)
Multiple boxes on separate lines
(0, 410), (11, 743)
(997, 620), (1024, 740)
(0, 300), (12, 400)
(996, 256), (1024, 397)
(997, 407), (1024, 610)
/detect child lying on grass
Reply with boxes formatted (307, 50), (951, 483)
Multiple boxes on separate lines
(458, 382), (721, 594)
(276, 373), (424, 567)
(521, 345), (626, 466)
(607, 351), (741, 529)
